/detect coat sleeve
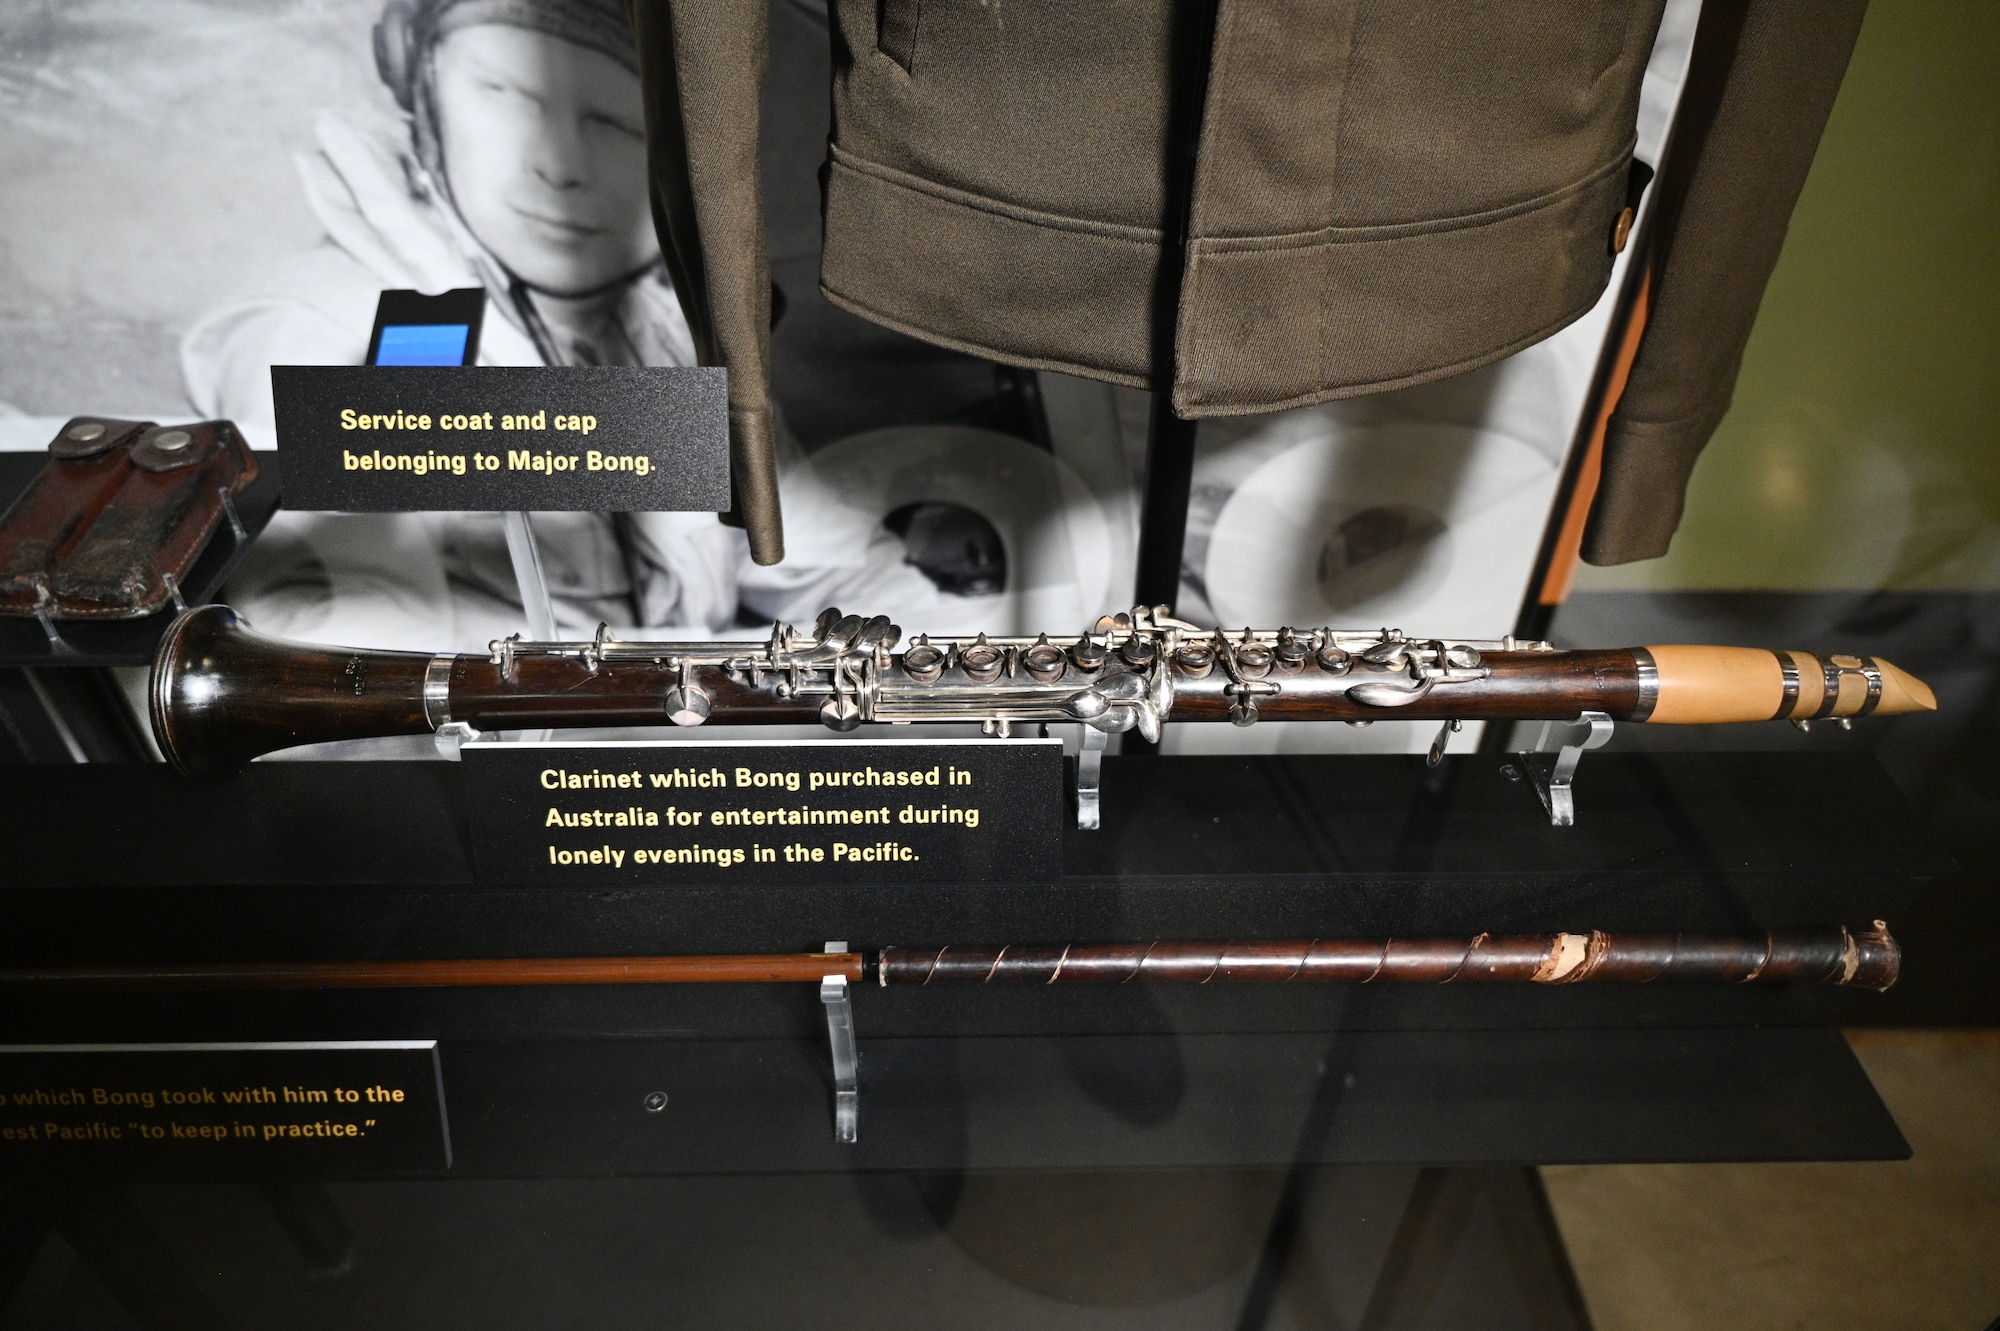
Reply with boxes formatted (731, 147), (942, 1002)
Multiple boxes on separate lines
(1581, 0), (1869, 565)
(632, 0), (785, 565)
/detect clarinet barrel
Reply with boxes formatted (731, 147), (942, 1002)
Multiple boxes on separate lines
(150, 605), (433, 777)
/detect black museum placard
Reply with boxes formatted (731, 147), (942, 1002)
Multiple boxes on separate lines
(272, 365), (728, 512)
(0, 1042), (450, 1179)
(465, 739), (1064, 885)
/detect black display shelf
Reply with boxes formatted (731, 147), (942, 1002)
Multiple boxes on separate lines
(0, 752), (1941, 1174)
(424, 1026), (1904, 1178)
(0, 752), (1949, 1036)
(2, 750), (1948, 894)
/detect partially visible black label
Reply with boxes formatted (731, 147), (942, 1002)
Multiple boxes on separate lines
(0, 1043), (450, 1179)
(272, 365), (729, 512)
(465, 740), (1065, 884)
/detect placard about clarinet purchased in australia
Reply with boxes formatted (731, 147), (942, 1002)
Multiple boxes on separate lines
(464, 739), (1064, 885)
(0, 1042), (450, 1179)
(271, 365), (728, 511)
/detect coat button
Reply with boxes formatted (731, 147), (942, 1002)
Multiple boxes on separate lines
(1611, 206), (1636, 254)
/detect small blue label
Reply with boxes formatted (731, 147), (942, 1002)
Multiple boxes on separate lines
(375, 324), (470, 367)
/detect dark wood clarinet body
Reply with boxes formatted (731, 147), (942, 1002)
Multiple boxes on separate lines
(1161, 649), (1644, 722)
(149, 605), (1656, 775)
(151, 602), (1933, 776)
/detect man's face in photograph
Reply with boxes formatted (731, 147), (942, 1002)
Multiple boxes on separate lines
(431, 22), (655, 296)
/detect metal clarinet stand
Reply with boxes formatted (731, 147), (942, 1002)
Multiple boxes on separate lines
(821, 941), (860, 1144)
(436, 511), (557, 759)
(502, 511), (559, 645)
(1520, 711), (1617, 828)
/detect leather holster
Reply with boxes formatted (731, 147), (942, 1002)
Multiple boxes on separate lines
(0, 417), (260, 619)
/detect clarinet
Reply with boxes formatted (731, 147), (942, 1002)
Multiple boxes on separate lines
(148, 603), (1935, 777)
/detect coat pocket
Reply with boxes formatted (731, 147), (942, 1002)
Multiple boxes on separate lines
(879, 0), (921, 72)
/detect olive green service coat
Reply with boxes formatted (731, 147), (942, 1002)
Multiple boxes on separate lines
(633, 0), (1867, 568)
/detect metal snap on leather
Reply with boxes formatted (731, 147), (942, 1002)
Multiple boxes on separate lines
(152, 429), (193, 452)
(64, 421), (106, 443)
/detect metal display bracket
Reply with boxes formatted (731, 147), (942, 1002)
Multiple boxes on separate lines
(30, 580), (78, 658)
(1518, 711), (1614, 828)
(821, 941), (859, 1144)
(502, 510), (558, 745)
(435, 512), (551, 759)
(1075, 724), (1109, 830)
(503, 510), (559, 642)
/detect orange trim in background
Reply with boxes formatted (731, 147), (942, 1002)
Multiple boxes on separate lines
(1538, 270), (1652, 605)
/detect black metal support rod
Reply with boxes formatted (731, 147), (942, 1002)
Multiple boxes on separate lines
(1133, 394), (1199, 612)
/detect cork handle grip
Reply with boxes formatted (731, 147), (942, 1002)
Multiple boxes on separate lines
(1643, 645), (1935, 724)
